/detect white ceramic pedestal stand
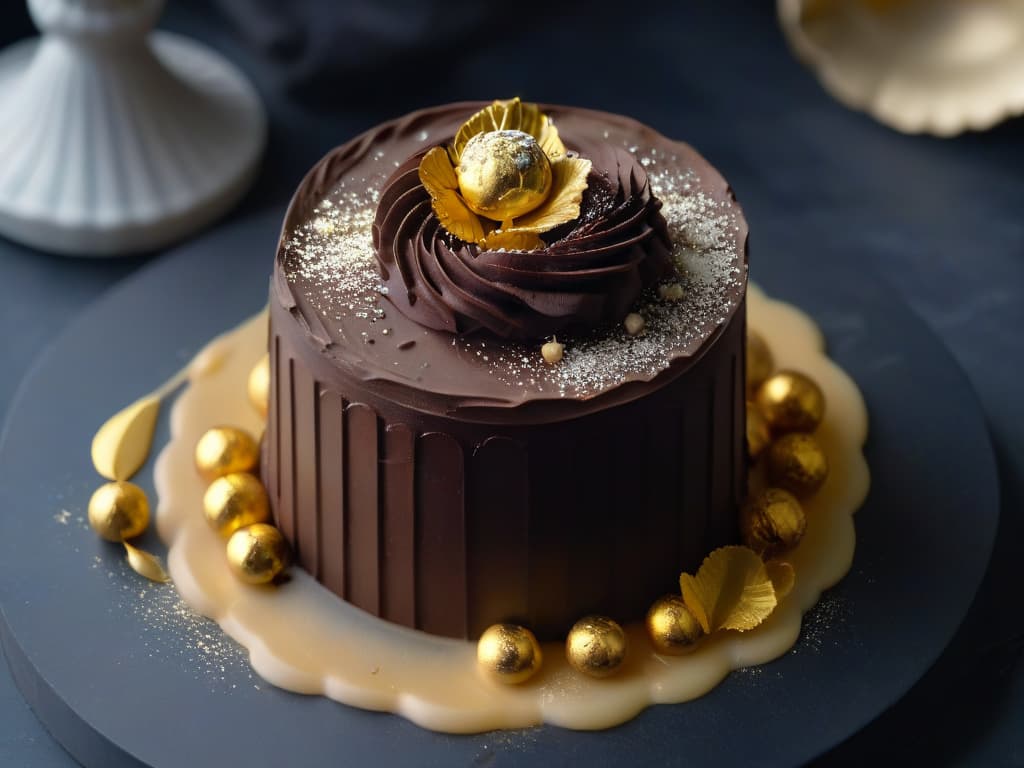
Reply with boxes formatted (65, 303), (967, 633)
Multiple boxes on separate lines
(0, 0), (266, 256)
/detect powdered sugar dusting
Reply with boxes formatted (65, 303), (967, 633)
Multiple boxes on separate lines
(282, 143), (744, 399)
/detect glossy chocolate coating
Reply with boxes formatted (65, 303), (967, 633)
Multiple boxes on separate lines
(265, 102), (748, 639)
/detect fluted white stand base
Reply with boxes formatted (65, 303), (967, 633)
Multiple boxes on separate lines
(0, 32), (265, 256)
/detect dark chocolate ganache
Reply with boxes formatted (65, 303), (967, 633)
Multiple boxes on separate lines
(373, 140), (672, 340)
(275, 102), (747, 419)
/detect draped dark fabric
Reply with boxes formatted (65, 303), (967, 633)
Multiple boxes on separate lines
(199, 0), (550, 103)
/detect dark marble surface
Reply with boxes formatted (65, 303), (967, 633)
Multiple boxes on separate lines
(0, 2), (1021, 765)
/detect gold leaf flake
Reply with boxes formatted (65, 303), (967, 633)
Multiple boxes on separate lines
(451, 98), (565, 163)
(680, 546), (778, 633)
(480, 231), (545, 252)
(418, 146), (486, 243)
(419, 145), (459, 191)
(124, 542), (170, 583)
(537, 121), (565, 161)
(506, 157), (592, 234)
(91, 394), (161, 481)
(766, 561), (796, 601)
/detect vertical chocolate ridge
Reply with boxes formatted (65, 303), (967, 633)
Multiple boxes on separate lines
(313, 381), (323, 583)
(318, 390), (346, 596)
(346, 404), (380, 615)
(278, 357), (295, 545)
(265, 296), (746, 640)
(415, 433), (468, 637)
(381, 425), (416, 627)
(467, 438), (530, 635)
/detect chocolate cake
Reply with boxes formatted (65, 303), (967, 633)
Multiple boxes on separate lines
(264, 101), (748, 640)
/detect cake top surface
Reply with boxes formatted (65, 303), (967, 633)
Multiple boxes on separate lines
(275, 102), (747, 417)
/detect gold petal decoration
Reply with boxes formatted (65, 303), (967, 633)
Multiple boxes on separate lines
(480, 230), (545, 252)
(418, 146), (486, 243)
(680, 545), (778, 633)
(766, 561), (796, 601)
(124, 542), (171, 583)
(451, 98), (565, 163)
(419, 144), (459, 190)
(537, 121), (565, 162)
(506, 157), (592, 234)
(91, 394), (161, 481)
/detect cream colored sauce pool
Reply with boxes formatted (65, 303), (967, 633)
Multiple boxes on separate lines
(154, 284), (869, 733)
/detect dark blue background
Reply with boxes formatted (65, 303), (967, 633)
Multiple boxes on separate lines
(1, 2), (1021, 765)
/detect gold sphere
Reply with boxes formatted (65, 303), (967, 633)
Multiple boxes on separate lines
(765, 433), (829, 497)
(566, 615), (627, 678)
(740, 488), (807, 558)
(746, 402), (772, 459)
(194, 426), (260, 483)
(226, 523), (290, 584)
(645, 595), (704, 655)
(456, 130), (552, 222)
(248, 354), (270, 418)
(203, 472), (270, 538)
(88, 481), (150, 542)
(755, 370), (825, 434)
(476, 623), (543, 684)
(747, 330), (774, 392)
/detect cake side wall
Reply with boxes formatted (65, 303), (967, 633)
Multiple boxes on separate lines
(264, 299), (747, 640)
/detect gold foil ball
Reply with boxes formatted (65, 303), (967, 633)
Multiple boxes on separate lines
(456, 130), (552, 221)
(740, 488), (807, 558)
(566, 615), (627, 678)
(747, 330), (774, 392)
(226, 523), (290, 584)
(646, 595), (704, 655)
(194, 426), (260, 482)
(766, 433), (829, 497)
(248, 354), (270, 418)
(88, 481), (150, 542)
(203, 472), (270, 538)
(755, 370), (825, 434)
(476, 623), (543, 684)
(746, 402), (772, 459)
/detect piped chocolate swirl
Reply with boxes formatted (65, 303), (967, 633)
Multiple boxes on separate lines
(373, 137), (672, 340)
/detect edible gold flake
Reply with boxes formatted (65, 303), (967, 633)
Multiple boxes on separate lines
(124, 542), (171, 583)
(479, 230), (544, 252)
(680, 546), (778, 633)
(502, 156), (591, 236)
(419, 146), (485, 243)
(91, 394), (161, 481)
(91, 363), (193, 481)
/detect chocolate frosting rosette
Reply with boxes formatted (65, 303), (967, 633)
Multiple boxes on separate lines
(373, 98), (673, 340)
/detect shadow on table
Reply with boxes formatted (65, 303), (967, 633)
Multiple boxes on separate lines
(816, 431), (1023, 766)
